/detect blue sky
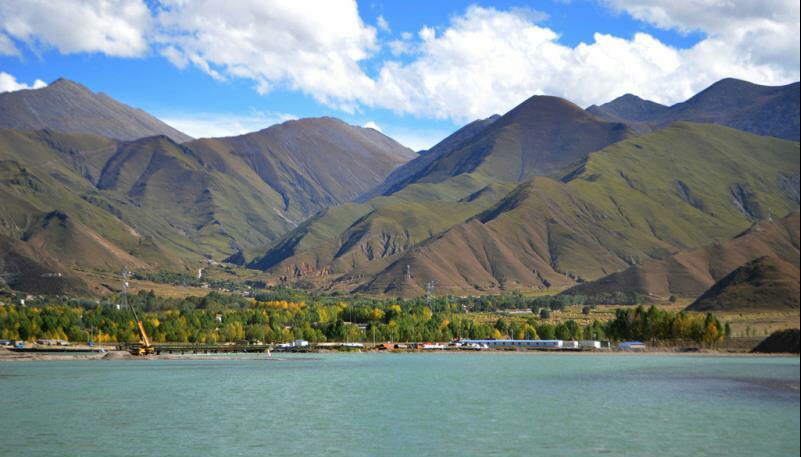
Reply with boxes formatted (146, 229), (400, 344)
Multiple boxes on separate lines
(1, 1), (798, 149)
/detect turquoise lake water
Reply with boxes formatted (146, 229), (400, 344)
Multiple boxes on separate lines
(1, 353), (798, 457)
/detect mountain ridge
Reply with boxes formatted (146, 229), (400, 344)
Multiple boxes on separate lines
(0, 78), (193, 143)
(687, 255), (800, 311)
(589, 78), (800, 140)
(350, 123), (799, 296)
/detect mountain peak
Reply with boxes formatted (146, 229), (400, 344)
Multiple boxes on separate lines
(586, 78), (799, 140)
(0, 78), (193, 143)
(587, 93), (668, 123)
(496, 95), (595, 128)
(514, 94), (583, 112)
(49, 76), (71, 86)
(46, 77), (88, 91)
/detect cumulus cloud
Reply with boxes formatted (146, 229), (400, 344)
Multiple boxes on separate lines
(0, 71), (46, 93)
(362, 121), (383, 132)
(0, 0), (151, 57)
(604, 0), (800, 74)
(2, 1), (798, 126)
(154, 0), (378, 110)
(368, 5), (800, 122)
(159, 111), (297, 139)
(388, 31), (416, 56)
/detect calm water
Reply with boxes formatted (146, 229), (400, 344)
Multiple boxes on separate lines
(1, 353), (798, 457)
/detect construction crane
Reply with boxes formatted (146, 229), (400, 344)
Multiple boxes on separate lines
(122, 268), (155, 356)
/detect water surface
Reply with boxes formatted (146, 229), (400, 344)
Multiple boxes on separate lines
(1, 353), (798, 457)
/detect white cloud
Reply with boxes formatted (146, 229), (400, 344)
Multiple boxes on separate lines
(154, 0), (378, 110)
(367, 5), (800, 122)
(387, 39), (413, 56)
(362, 121), (382, 132)
(0, 72), (46, 93)
(380, 126), (453, 151)
(604, 0), (800, 73)
(0, 32), (18, 55)
(158, 111), (297, 139)
(1, 1), (798, 126)
(0, 0), (151, 57)
(377, 15), (390, 33)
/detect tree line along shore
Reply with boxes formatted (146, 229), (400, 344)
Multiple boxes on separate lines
(1, 289), (731, 348)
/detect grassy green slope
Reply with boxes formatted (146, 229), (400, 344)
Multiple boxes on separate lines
(1, 117), (419, 295)
(247, 98), (632, 285)
(358, 123), (800, 296)
(562, 212), (799, 301)
(189, 117), (414, 216)
(396, 96), (631, 186)
(249, 172), (516, 282)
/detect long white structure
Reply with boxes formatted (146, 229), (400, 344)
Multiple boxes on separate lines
(459, 339), (567, 348)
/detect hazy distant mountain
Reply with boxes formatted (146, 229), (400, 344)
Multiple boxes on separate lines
(587, 94), (668, 123)
(687, 255), (800, 311)
(589, 78), (800, 141)
(0, 78), (193, 143)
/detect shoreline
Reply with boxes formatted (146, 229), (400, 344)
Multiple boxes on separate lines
(2, 347), (798, 362)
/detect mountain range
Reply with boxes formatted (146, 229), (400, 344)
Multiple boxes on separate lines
(250, 79), (799, 300)
(0, 80), (414, 293)
(0, 77), (798, 309)
(587, 78), (800, 141)
(354, 124), (798, 296)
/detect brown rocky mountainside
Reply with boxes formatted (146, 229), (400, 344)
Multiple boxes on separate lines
(399, 95), (631, 185)
(1, 107), (415, 294)
(249, 96), (634, 280)
(190, 117), (416, 215)
(351, 124), (799, 297)
(687, 255), (799, 311)
(564, 212), (800, 301)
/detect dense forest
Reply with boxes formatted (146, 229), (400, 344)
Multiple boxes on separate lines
(0, 290), (727, 345)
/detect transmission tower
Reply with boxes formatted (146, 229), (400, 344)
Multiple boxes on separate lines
(121, 267), (138, 320)
(425, 279), (436, 307)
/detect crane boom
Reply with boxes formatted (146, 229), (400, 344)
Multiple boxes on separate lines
(122, 268), (154, 355)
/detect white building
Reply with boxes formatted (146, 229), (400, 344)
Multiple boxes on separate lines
(459, 339), (564, 348)
(579, 340), (602, 349)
